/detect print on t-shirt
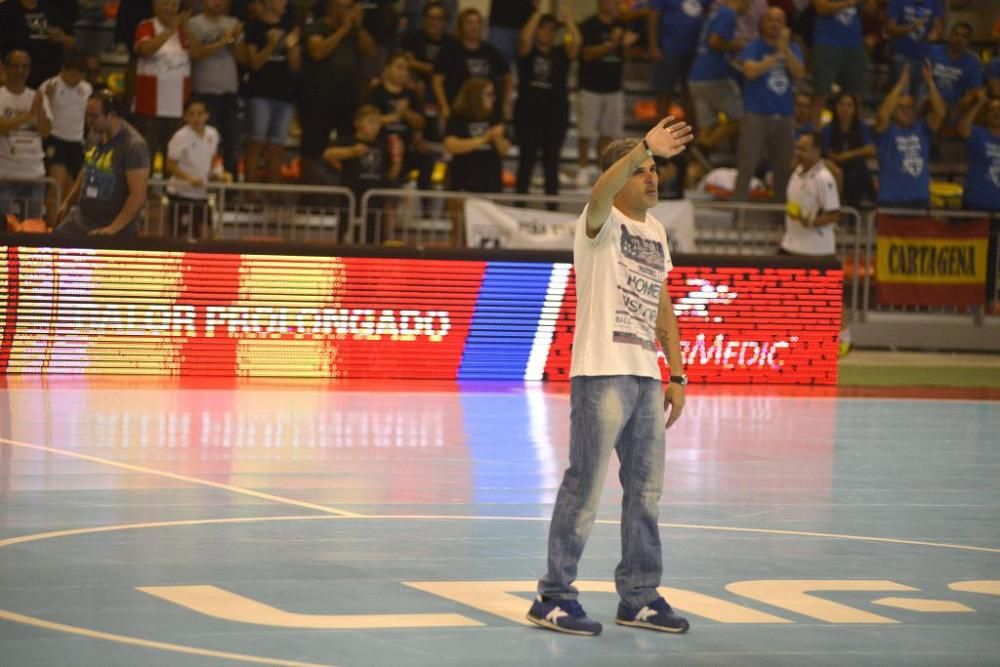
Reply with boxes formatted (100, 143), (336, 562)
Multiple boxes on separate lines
(614, 225), (665, 351)
(768, 66), (790, 96)
(896, 134), (924, 177)
(835, 6), (857, 27)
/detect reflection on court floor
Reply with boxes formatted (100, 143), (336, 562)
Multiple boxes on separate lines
(1, 378), (998, 666)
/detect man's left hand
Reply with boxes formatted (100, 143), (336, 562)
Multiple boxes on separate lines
(664, 382), (685, 429)
(88, 225), (119, 236)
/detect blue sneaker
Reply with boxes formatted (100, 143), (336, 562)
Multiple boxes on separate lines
(526, 596), (603, 636)
(615, 597), (689, 633)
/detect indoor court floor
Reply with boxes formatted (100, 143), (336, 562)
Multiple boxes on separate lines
(0, 377), (998, 666)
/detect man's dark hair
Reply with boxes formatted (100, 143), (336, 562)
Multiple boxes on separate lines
(538, 13), (560, 29)
(800, 130), (822, 151)
(90, 90), (126, 117)
(62, 50), (87, 72)
(423, 1), (449, 19)
(952, 21), (973, 35)
(599, 138), (641, 172)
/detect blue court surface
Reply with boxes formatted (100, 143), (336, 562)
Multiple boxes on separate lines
(1, 378), (998, 666)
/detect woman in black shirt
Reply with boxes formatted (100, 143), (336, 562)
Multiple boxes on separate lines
(514, 9), (580, 199)
(443, 77), (509, 194)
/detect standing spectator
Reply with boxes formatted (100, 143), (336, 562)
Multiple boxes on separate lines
(443, 77), (509, 195)
(82, 51), (108, 94)
(885, 0), (942, 89)
(646, 0), (711, 119)
(487, 0), (536, 69)
(988, 54), (1000, 100)
(54, 92), (150, 237)
(0, 50), (52, 223)
(402, 0), (457, 34)
(957, 91), (1000, 212)
(243, 0), (301, 183)
(301, 0), (376, 182)
(321, 104), (402, 241)
(133, 0), (192, 165)
(821, 91), (876, 207)
(515, 8), (580, 201)
(734, 7), (806, 202)
(526, 118), (694, 639)
(166, 98), (221, 238)
(927, 23), (984, 114)
(187, 0), (244, 177)
(781, 131), (841, 256)
(401, 1), (455, 95)
(433, 9), (511, 125)
(811, 0), (866, 117)
(0, 0), (77, 89)
(688, 0), (746, 160)
(873, 63), (945, 209)
(735, 0), (768, 44)
(41, 51), (91, 212)
(364, 53), (426, 187)
(576, 0), (639, 186)
(358, 0), (401, 78)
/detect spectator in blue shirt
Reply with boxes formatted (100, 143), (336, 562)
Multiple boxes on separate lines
(957, 90), (1000, 212)
(873, 62), (945, 208)
(986, 55), (1000, 100)
(688, 0), (747, 159)
(885, 0), (942, 92)
(811, 0), (866, 119)
(928, 23), (984, 112)
(734, 6), (806, 202)
(646, 0), (711, 118)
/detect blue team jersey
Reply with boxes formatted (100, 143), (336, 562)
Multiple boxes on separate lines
(653, 0), (712, 54)
(887, 0), (942, 60)
(739, 39), (802, 116)
(814, 4), (863, 48)
(689, 5), (737, 82)
(963, 126), (1000, 212)
(928, 45), (983, 105)
(876, 120), (932, 205)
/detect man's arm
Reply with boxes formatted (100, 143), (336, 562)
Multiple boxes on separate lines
(518, 9), (544, 59)
(922, 60), (946, 132)
(875, 67), (909, 133)
(655, 287), (686, 429)
(585, 116), (693, 235)
(956, 89), (987, 140)
(90, 168), (148, 235)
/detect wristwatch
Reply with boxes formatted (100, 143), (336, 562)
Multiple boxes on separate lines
(669, 374), (688, 386)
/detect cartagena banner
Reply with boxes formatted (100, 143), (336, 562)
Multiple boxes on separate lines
(0, 245), (842, 383)
(875, 214), (990, 307)
(464, 198), (697, 253)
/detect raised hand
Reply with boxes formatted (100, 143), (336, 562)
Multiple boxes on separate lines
(643, 116), (694, 159)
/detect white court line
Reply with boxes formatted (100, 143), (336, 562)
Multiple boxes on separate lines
(0, 437), (362, 518)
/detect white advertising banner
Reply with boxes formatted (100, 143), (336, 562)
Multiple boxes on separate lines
(464, 197), (696, 252)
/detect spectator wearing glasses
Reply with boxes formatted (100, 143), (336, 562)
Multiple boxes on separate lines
(54, 92), (150, 237)
(0, 50), (53, 223)
(957, 91), (1000, 213)
(873, 62), (945, 209)
(443, 77), (509, 195)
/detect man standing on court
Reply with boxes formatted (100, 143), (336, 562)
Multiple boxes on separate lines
(527, 116), (694, 637)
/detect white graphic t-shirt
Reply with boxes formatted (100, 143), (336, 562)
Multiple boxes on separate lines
(570, 206), (672, 379)
(41, 76), (91, 142)
(0, 86), (53, 178)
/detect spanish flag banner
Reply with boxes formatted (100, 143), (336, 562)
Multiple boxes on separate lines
(875, 214), (990, 307)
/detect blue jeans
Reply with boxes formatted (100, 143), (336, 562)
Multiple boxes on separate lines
(0, 180), (46, 221)
(539, 375), (666, 609)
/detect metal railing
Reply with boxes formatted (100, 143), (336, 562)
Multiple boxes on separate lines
(0, 176), (62, 230)
(144, 179), (356, 243)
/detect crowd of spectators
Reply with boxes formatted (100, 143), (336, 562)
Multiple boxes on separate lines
(0, 0), (998, 239)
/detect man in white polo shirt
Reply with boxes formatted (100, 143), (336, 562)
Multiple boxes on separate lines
(782, 131), (841, 257)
